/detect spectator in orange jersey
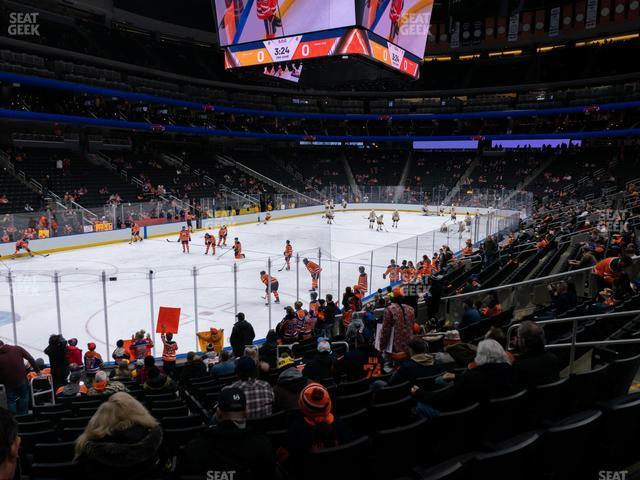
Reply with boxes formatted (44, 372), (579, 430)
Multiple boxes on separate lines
(383, 259), (400, 283)
(592, 255), (632, 290)
(480, 291), (503, 318)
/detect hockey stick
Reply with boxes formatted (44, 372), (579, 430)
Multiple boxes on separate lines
(275, 0), (285, 36)
(278, 262), (289, 272)
(216, 247), (234, 260)
(33, 251), (49, 258)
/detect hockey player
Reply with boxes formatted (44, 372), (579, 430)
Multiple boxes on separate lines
(233, 237), (245, 259)
(260, 270), (280, 305)
(204, 232), (216, 255)
(450, 206), (457, 222)
(389, 0), (404, 42)
(303, 257), (322, 292)
(284, 240), (293, 270)
(356, 266), (368, 295)
(264, 211), (271, 224)
(376, 213), (385, 232)
(368, 210), (376, 229)
(219, 0), (244, 45)
(186, 211), (194, 232)
(392, 210), (400, 228)
(342, 198), (347, 209)
(422, 202), (429, 216)
(257, 0), (280, 40)
(218, 224), (228, 246)
(383, 259), (400, 283)
(329, 199), (335, 210)
(130, 223), (142, 243)
(12, 237), (33, 259)
(178, 226), (191, 253)
(326, 208), (335, 225)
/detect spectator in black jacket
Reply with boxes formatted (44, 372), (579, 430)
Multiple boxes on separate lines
(414, 339), (520, 412)
(388, 338), (442, 386)
(178, 352), (206, 386)
(181, 387), (277, 479)
(230, 313), (255, 358)
(258, 330), (278, 369)
(44, 334), (69, 390)
(512, 320), (560, 386)
(336, 334), (384, 381)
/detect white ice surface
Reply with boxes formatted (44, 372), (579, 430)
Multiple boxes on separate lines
(0, 211), (480, 359)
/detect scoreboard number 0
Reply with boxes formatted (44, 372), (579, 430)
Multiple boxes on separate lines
(301, 44), (310, 57)
(257, 50), (265, 63)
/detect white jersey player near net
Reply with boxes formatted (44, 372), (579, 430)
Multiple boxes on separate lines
(342, 199), (347, 209)
(376, 214), (385, 232)
(392, 210), (400, 228)
(368, 210), (376, 229)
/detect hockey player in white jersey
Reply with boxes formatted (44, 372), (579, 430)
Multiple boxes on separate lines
(342, 199), (347, 209)
(392, 210), (400, 228)
(368, 210), (376, 229)
(376, 214), (385, 232)
(326, 208), (335, 225)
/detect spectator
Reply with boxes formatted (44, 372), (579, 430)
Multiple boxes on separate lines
(0, 408), (20, 480)
(227, 356), (274, 419)
(84, 342), (104, 378)
(592, 255), (632, 290)
(484, 235), (498, 265)
(380, 297), (415, 360)
(303, 338), (336, 381)
(136, 356), (156, 385)
(56, 369), (88, 398)
(160, 332), (178, 377)
(258, 330), (279, 369)
(112, 360), (132, 381)
(512, 321), (560, 386)
(230, 312), (255, 358)
(44, 334), (69, 390)
(179, 351), (206, 385)
(143, 366), (178, 395)
(284, 383), (353, 477)
(66, 338), (83, 366)
(75, 392), (163, 478)
(414, 339), (520, 411)
(130, 330), (153, 360)
(88, 370), (128, 396)
(337, 333), (384, 381)
(274, 367), (309, 412)
(211, 350), (236, 378)
(0, 340), (40, 415)
(388, 338), (442, 386)
(458, 298), (482, 329)
(180, 388), (276, 479)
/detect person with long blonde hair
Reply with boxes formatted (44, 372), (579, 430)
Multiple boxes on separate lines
(75, 392), (163, 478)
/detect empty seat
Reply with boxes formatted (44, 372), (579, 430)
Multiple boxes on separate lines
(473, 432), (540, 480)
(164, 425), (206, 449)
(528, 377), (571, 424)
(17, 420), (52, 433)
(426, 402), (481, 464)
(598, 353), (640, 400)
(59, 416), (92, 429)
(305, 436), (370, 480)
(597, 393), (640, 469)
(568, 364), (610, 412)
(538, 409), (602, 479)
(152, 406), (189, 419)
(19, 430), (58, 450)
(61, 427), (86, 441)
(336, 390), (372, 416)
(336, 377), (370, 396)
(339, 408), (369, 436)
(372, 417), (427, 478)
(246, 410), (286, 432)
(418, 459), (468, 480)
(370, 397), (414, 430)
(372, 381), (410, 404)
(32, 441), (77, 463)
(161, 415), (204, 430)
(482, 390), (529, 443)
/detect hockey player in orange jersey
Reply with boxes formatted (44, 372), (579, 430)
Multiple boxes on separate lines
(355, 266), (368, 295)
(233, 237), (245, 259)
(303, 257), (322, 292)
(260, 270), (280, 305)
(178, 226), (191, 253)
(204, 232), (216, 255)
(283, 240), (293, 271)
(218, 225), (228, 246)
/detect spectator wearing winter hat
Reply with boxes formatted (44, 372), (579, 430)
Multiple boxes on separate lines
(180, 388), (276, 479)
(388, 338), (442, 386)
(84, 342), (104, 379)
(66, 338), (83, 366)
(44, 334), (69, 389)
(284, 383), (354, 477)
(258, 330), (279, 369)
(227, 356), (273, 419)
(88, 370), (128, 396)
(274, 367), (309, 412)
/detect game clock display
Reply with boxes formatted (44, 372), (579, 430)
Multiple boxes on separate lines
(223, 27), (421, 78)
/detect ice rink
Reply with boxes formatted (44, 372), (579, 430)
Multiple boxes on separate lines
(0, 210), (484, 359)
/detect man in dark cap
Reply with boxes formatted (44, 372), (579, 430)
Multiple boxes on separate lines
(228, 356), (274, 419)
(180, 388), (276, 479)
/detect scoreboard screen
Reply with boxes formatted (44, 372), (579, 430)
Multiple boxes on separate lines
(214, 0), (354, 47)
(223, 27), (421, 78)
(214, 0), (433, 78)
